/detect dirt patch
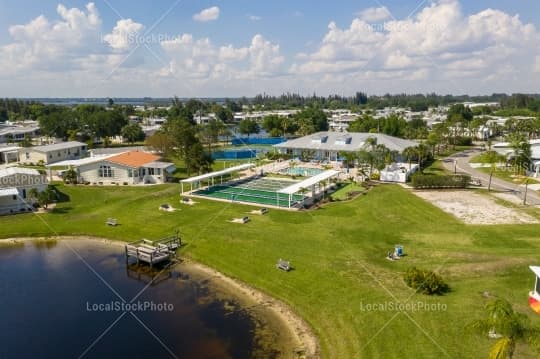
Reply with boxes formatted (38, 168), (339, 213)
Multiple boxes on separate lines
(412, 190), (539, 225)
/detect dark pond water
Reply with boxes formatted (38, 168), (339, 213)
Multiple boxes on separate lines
(0, 240), (281, 359)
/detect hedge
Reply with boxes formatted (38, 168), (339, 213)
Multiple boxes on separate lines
(411, 174), (470, 189)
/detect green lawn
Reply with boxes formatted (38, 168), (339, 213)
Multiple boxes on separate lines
(476, 167), (540, 185)
(1, 184), (540, 358)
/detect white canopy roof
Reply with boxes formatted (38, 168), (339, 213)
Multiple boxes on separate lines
(531, 266), (540, 278)
(278, 170), (341, 195)
(181, 163), (255, 184)
(0, 187), (19, 197)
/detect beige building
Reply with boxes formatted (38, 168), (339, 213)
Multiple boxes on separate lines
(20, 141), (87, 165)
(0, 167), (48, 215)
(77, 151), (175, 185)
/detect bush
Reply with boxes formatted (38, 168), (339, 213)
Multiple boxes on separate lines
(411, 174), (470, 189)
(454, 136), (473, 146)
(370, 172), (380, 180)
(403, 267), (449, 295)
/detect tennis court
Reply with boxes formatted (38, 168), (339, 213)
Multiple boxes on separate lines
(193, 177), (306, 208)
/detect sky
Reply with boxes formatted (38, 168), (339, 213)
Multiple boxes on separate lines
(0, 0), (540, 97)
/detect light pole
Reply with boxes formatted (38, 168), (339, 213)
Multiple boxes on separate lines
(523, 179), (529, 206)
(453, 160), (457, 174)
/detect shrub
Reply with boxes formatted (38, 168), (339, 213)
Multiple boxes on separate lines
(403, 267), (449, 295)
(411, 174), (470, 189)
(370, 172), (380, 180)
(454, 136), (473, 146)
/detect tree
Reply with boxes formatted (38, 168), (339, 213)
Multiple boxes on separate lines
(63, 167), (78, 185)
(469, 298), (540, 359)
(37, 186), (55, 209)
(200, 119), (225, 152)
(121, 123), (145, 144)
(508, 133), (532, 175)
(484, 151), (506, 191)
(238, 119), (260, 137)
(145, 131), (174, 156)
(402, 146), (417, 170)
(414, 144), (430, 173)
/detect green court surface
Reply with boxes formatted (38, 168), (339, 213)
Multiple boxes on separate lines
(194, 177), (305, 207)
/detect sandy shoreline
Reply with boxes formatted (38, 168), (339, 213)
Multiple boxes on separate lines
(0, 236), (320, 358)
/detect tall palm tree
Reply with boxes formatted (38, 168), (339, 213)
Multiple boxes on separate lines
(403, 146), (417, 171)
(469, 298), (540, 359)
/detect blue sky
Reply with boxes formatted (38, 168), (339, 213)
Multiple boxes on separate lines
(0, 0), (540, 97)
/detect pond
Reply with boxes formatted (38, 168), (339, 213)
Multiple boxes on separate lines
(0, 239), (294, 359)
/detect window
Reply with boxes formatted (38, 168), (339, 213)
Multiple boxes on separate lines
(12, 195), (16, 200)
(140, 168), (146, 176)
(127, 168), (133, 178)
(156, 168), (161, 175)
(22, 189), (26, 199)
(98, 165), (113, 178)
(148, 168), (155, 176)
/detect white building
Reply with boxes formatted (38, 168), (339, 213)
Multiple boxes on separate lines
(274, 132), (417, 162)
(0, 167), (48, 215)
(380, 163), (420, 183)
(19, 141), (87, 165)
(76, 151), (175, 185)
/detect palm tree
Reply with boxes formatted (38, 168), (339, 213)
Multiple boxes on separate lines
(485, 151), (506, 192)
(414, 144), (430, 173)
(469, 298), (540, 359)
(339, 151), (357, 174)
(403, 146), (417, 171)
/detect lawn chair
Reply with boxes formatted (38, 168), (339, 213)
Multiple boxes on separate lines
(106, 218), (118, 226)
(276, 258), (291, 271)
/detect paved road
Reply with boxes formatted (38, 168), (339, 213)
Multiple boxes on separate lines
(442, 148), (540, 206)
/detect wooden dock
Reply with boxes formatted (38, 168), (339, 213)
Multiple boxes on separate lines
(125, 232), (181, 268)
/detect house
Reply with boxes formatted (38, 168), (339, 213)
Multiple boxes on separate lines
(492, 139), (540, 177)
(0, 145), (20, 164)
(0, 167), (48, 215)
(19, 141), (87, 165)
(77, 151), (175, 185)
(0, 122), (40, 144)
(274, 132), (418, 162)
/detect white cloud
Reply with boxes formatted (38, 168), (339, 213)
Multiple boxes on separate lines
(357, 6), (391, 22)
(104, 19), (145, 51)
(193, 6), (220, 22)
(291, 0), (540, 94)
(247, 14), (261, 21)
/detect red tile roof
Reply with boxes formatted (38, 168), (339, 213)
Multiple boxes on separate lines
(106, 151), (160, 168)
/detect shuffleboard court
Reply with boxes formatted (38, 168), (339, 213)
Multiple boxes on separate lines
(193, 177), (306, 208)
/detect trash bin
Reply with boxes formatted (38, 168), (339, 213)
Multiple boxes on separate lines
(395, 245), (403, 257)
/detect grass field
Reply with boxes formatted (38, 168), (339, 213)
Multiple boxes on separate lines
(1, 183), (540, 358)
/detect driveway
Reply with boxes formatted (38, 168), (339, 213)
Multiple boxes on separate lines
(441, 148), (540, 206)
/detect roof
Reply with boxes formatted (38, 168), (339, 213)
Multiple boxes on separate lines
(46, 154), (118, 168)
(105, 151), (160, 168)
(144, 161), (175, 169)
(274, 132), (417, 153)
(30, 141), (87, 153)
(531, 266), (540, 278)
(278, 170), (341, 195)
(0, 167), (41, 178)
(0, 146), (21, 153)
(0, 187), (19, 197)
(90, 146), (148, 156)
(181, 163), (255, 184)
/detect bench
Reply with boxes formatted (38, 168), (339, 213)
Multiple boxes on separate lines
(276, 258), (291, 271)
(230, 216), (250, 224)
(106, 218), (118, 226)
